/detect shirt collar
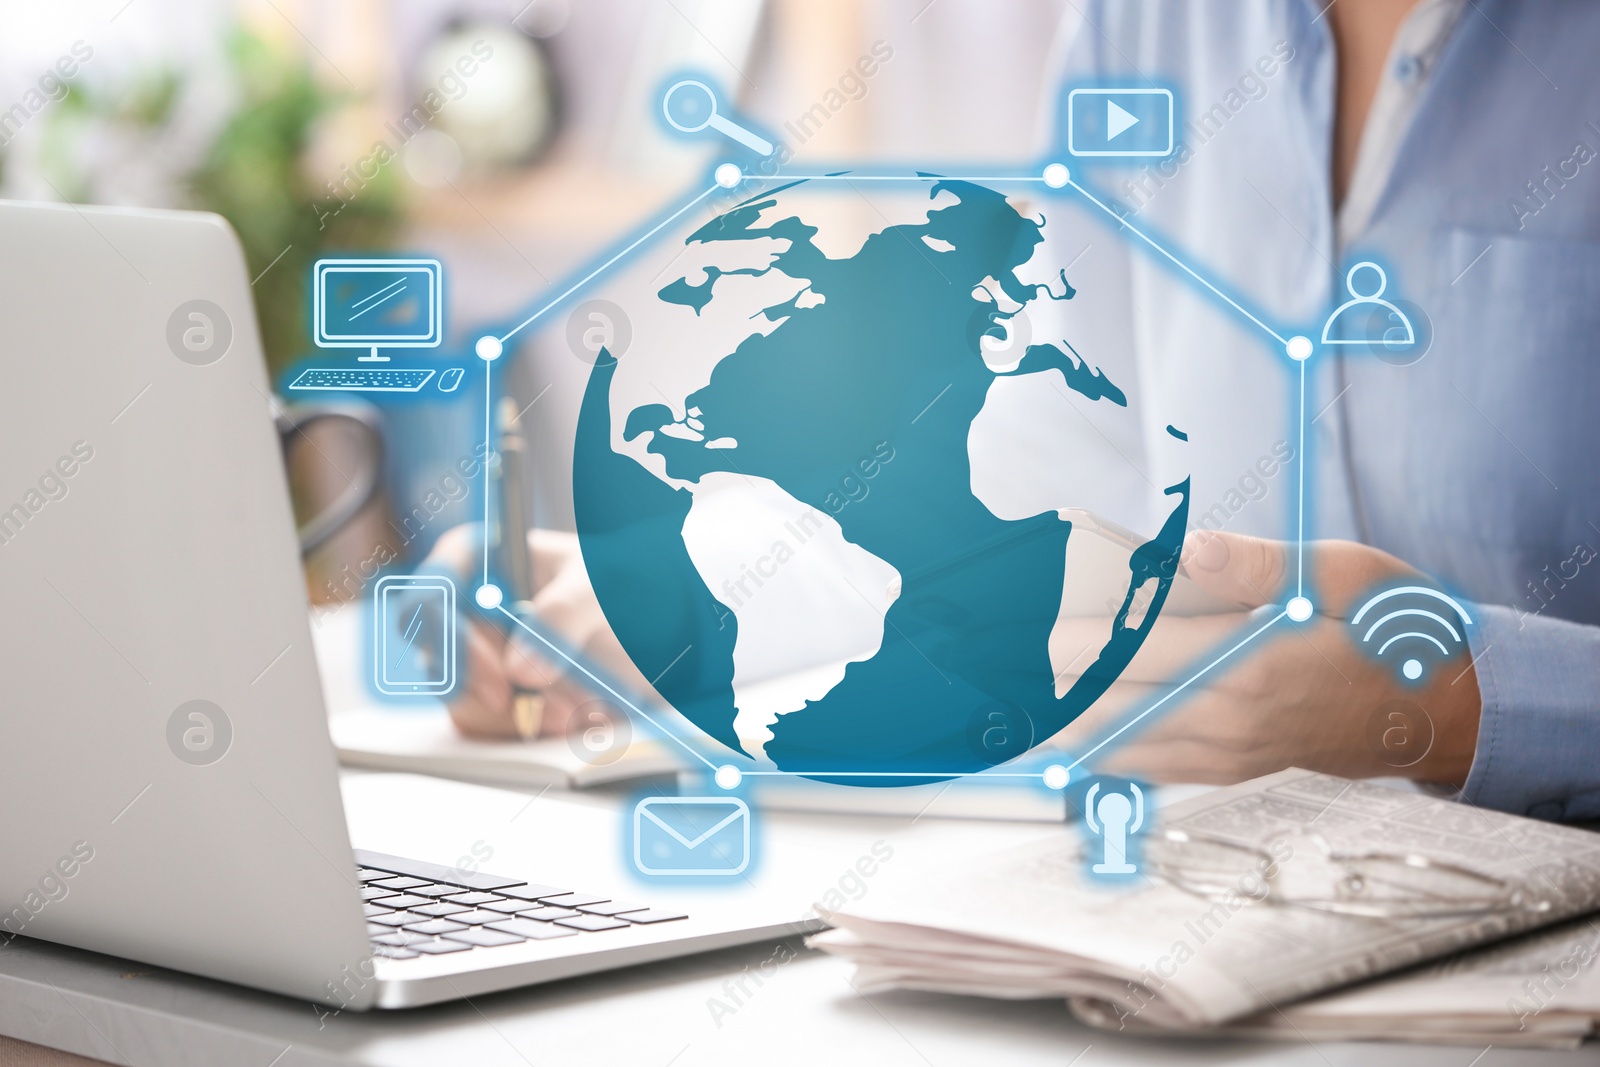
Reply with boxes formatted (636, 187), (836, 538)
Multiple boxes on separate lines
(1336, 0), (1468, 249)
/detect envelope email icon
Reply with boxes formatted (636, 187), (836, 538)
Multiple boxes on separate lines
(633, 796), (750, 876)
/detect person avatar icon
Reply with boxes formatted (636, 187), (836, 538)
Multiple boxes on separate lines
(1085, 781), (1144, 875)
(1321, 261), (1415, 347)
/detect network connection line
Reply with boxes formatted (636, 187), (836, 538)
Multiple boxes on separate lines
(740, 770), (1049, 779)
(495, 604), (721, 773)
(1297, 357), (1307, 596)
(771, 174), (1048, 184)
(1064, 609), (1289, 774)
(482, 357), (492, 588)
(1064, 177), (1289, 348)
(496, 181), (724, 345)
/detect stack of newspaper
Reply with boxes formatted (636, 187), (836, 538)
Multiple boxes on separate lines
(812, 769), (1600, 1048)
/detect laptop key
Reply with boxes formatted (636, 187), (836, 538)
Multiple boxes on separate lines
(443, 927), (525, 948)
(407, 883), (471, 899)
(352, 849), (530, 892)
(368, 876), (431, 891)
(487, 918), (579, 940)
(578, 901), (649, 916)
(367, 910), (416, 927)
(361, 886), (398, 900)
(553, 914), (631, 932)
(369, 893), (430, 909)
(448, 910), (506, 926)
(495, 883), (571, 902)
(405, 918), (469, 935)
(410, 901), (471, 918)
(537, 893), (610, 909)
(622, 910), (690, 924)
(444, 891), (501, 906)
(362, 903), (398, 918)
(410, 939), (472, 955)
(520, 907), (580, 922)
(371, 931), (425, 947)
(371, 944), (421, 960)
(479, 898), (533, 915)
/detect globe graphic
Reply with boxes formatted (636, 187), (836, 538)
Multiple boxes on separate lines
(573, 178), (1189, 784)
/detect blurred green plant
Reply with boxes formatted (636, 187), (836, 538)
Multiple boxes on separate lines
(37, 29), (403, 374)
(192, 31), (402, 373)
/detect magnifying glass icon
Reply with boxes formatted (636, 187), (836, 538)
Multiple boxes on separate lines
(662, 79), (774, 156)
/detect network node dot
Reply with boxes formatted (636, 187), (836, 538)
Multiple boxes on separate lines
(714, 764), (743, 790)
(1043, 764), (1070, 790)
(474, 584), (503, 610)
(714, 163), (742, 188)
(1286, 335), (1313, 361)
(1402, 658), (1423, 681)
(475, 335), (504, 361)
(1042, 163), (1070, 188)
(1286, 595), (1313, 623)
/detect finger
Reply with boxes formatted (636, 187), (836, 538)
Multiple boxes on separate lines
(504, 635), (566, 692)
(1051, 672), (1273, 768)
(1181, 529), (1291, 609)
(1306, 540), (1419, 618)
(461, 620), (508, 696)
(448, 624), (516, 738)
(1051, 610), (1262, 684)
(1050, 685), (1261, 783)
(583, 624), (656, 694)
(450, 689), (517, 739)
(419, 522), (483, 585)
(527, 528), (581, 589)
(1047, 682), (1193, 767)
(527, 565), (609, 650)
(1052, 678), (1168, 735)
(535, 677), (588, 740)
(1096, 738), (1269, 784)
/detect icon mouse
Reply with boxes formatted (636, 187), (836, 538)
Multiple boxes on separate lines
(438, 367), (465, 392)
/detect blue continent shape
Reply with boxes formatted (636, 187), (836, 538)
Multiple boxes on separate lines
(573, 178), (1188, 783)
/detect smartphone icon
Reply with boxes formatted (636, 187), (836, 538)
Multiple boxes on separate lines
(374, 575), (456, 696)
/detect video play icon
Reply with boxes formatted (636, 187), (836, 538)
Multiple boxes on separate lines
(1067, 88), (1174, 157)
(1105, 99), (1140, 140)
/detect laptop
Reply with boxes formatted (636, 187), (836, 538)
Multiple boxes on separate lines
(0, 199), (814, 1010)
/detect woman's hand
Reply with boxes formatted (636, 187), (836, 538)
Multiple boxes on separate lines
(1049, 530), (1483, 786)
(423, 525), (650, 740)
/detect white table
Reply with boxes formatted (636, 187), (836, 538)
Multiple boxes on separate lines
(0, 772), (1591, 1067)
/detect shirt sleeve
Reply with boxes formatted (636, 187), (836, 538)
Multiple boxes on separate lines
(1460, 603), (1600, 820)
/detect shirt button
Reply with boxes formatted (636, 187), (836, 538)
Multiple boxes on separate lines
(1393, 54), (1423, 83)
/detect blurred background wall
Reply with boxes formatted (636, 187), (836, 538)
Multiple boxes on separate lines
(0, 0), (1077, 595)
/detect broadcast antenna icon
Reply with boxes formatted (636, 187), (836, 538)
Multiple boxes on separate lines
(1085, 782), (1144, 875)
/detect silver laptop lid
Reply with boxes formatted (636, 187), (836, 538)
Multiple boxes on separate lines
(0, 200), (372, 1007)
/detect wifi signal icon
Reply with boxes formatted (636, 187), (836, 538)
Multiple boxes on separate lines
(1350, 585), (1473, 682)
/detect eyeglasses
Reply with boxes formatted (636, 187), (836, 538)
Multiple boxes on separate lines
(1144, 826), (1552, 920)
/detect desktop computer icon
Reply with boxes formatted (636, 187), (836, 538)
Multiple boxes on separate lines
(315, 259), (442, 362)
(289, 258), (451, 393)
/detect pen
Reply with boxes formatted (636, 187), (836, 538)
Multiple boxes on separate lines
(496, 396), (546, 739)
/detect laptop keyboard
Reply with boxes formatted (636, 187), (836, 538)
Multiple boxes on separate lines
(288, 368), (436, 392)
(354, 849), (686, 961)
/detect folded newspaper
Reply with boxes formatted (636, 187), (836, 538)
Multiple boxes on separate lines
(812, 768), (1600, 1048)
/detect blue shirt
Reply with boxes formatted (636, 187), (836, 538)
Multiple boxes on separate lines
(1059, 0), (1600, 818)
